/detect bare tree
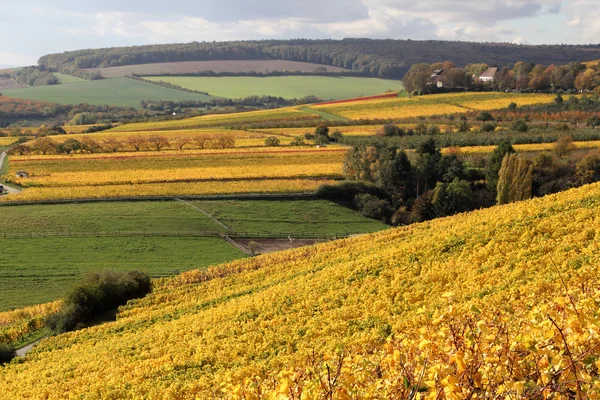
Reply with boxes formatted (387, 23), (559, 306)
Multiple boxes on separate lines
(126, 136), (148, 152)
(33, 137), (58, 155)
(102, 138), (123, 153)
(147, 135), (169, 151)
(174, 137), (191, 151)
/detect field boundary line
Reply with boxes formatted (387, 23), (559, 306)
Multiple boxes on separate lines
(176, 198), (231, 231)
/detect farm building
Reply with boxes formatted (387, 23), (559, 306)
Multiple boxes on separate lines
(478, 67), (498, 83)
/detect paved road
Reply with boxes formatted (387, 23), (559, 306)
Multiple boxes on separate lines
(16, 338), (44, 357)
(0, 150), (20, 194)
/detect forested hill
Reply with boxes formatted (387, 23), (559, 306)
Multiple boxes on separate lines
(39, 39), (600, 80)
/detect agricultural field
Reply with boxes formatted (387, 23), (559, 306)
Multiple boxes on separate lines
(2, 147), (346, 202)
(145, 75), (404, 100)
(110, 107), (320, 132)
(310, 92), (560, 120)
(2, 182), (600, 397)
(38, 128), (296, 150)
(1, 78), (216, 108)
(51, 72), (86, 84)
(192, 199), (388, 235)
(0, 199), (387, 310)
(84, 60), (349, 78)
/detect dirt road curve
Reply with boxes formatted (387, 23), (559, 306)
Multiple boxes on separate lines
(0, 151), (20, 194)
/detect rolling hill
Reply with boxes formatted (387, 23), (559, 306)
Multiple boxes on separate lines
(1, 181), (599, 398)
(1, 78), (215, 108)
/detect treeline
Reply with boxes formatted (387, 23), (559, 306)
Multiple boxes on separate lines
(320, 136), (600, 225)
(404, 60), (600, 94)
(38, 39), (600, 80)
(140, 95), (322, 113)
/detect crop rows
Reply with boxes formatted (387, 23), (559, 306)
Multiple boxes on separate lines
(311, 92), (559, 120)
(1, 182), (599, 398)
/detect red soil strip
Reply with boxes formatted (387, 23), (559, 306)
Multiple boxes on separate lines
(12, 148), (349, 163)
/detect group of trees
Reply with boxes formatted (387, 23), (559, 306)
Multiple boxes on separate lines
(327, 136), (600, 225)
(10, 134), (238, 156)
(38, 39), (600, 80)
(404, 60), (600, 94)
(5, 67), (58, 87)
(140, 94), (322, 114)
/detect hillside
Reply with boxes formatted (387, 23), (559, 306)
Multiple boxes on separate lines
(2, 182), (600, 397)
(38, 39), (600, 80)
(1, 78), (215, 108)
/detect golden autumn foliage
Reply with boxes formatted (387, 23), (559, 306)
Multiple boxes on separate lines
(1, 182), (600, 398)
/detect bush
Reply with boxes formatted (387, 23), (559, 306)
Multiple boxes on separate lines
(290, 137), (306, 146)
(576, 152), (600, 184)
(46, 271), (152, 335)
(511, 119), (529, 132)
(383, 123), (401, 137)
(316, 181), (387, 201)
(480, 122), (496, 133)
(264, 137), (280, 147)
(508, 102), (517, 111)
(476, 111), (494, 121)
(0, 343), (15, 365)
(330, 131), (344, 143)
(354, 193), (391, 221)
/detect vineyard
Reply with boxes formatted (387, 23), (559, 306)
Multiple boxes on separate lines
(1, 182), (599, 398)
(2, 148), (345, 202)
(310, 92), (560, 120)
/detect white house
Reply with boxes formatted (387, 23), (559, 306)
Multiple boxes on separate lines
(478, 67), (498, 83)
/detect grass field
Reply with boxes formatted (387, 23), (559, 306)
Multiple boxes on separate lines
(193, 199), (388, 235)
(145, 76), (404, 100)
(0, 199), (386, 310)
(0, 236), (245, 311)
(1, 78), (216, 108)
(52, 73), (86, 84)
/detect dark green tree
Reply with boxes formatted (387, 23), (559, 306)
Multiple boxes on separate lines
(486, 140), (515, 191)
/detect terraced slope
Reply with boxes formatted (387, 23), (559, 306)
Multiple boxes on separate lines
(1, 183), (600, 398)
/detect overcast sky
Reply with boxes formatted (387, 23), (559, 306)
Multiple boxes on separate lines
(1, 0), (598, 66)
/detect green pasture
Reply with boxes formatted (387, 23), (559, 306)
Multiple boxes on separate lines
(145, 76), (404, 100)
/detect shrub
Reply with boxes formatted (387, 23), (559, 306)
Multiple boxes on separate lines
(354, 193), (391, 222)
(0, 343), (15, 365)
(457, 121), (470, 133)
(480, 122), (496, 133)
(330, 131), (344, 143)
(46, 271), (152, 335)
(383, 124), (400, 137)
(576, 151), (600, 184)
(264, 137), (280, 147)
(553, 134), (575, 158)
(511, 119), (529, 132)
(476, 111), (494, 121)
(290, 137), (306, 146)
(303, 133), (315, 140)
(316, 181), (387, 201)
(508, 102), (517, 111)
(533, 152), (554, 168)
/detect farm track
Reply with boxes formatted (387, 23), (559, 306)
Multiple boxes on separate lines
(0, 151), (21, 194)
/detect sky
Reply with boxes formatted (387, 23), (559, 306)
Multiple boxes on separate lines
(0, 0), (598, 66)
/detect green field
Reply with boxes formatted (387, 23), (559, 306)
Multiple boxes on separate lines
(193, 199), (389, 235)
(52, 72), (86, 84)
(2, 77), (215, 108)
(145, 76), (404, 100)
(0, 199), (387, 310)
(0, 237), (245, 310)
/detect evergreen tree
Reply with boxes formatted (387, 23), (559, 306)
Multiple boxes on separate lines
(496, 153), (533, 205)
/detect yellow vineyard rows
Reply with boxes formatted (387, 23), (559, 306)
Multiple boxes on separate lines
(3, 148), (345, 201)
(109, 109), (319, 132)
(0, 137), (19, 147)
(1, 179), (335, 202)
(1, 182), (600, 398)
(0, 302), (61, 345)
(446, 140), (600, 155)
(311, 92), (559, 120)
(13, 164), (342, 187)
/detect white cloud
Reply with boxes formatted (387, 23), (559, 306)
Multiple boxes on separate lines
(0, 52), (38, 67)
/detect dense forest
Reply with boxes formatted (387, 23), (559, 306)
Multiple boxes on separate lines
(38, 39), (600, 80)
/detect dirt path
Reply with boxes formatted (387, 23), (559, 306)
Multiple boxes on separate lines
(0, 151), (20, 194)
(16, 338), (44, 357)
